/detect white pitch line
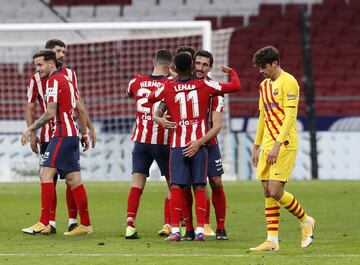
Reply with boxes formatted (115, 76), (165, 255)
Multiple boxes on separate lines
(0, 253), (359, 258)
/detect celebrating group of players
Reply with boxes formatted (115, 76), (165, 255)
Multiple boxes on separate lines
(21, 39), (315, 251)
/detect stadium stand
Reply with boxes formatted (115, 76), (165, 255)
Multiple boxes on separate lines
(0, 0), (359, 119)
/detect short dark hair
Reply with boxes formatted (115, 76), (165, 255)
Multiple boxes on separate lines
(155, 48), (173, 63)
(174, 52), (193, 73)
(45, 39), (66, 49)
(194, 50), (214, 66)
(32, 49), (57, 64)
(252, 46), (280, 68)
(176, 46), (195, 59)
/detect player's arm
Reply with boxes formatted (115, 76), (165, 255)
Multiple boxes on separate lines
(21, 103), (56, 146)
(206, 67), (241, 94)
(252, 108), (265, 167)
(25, 102), (40, 153)
(183, 112), (222, 157)
(126, 76), (138, 99)
(153, 101), (176, 129)
(148, 84), (165, 103)
(78, 96), (96, 148)
(76, 99), (90, 152)
(267, 78), (299, 165)
(25, 77), (40, 153)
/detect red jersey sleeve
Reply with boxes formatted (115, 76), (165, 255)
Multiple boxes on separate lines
(127, 76), (140, 97)
(26, 76), (38, 103)
(211, 95), (224, 113)
(46, 77), (59, 103)
(148, 83), (165, 103)
(205, 68), (241, 94)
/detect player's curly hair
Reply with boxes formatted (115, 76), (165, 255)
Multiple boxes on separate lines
(252, 46), (280, 68)
(32, 49), (57, 64)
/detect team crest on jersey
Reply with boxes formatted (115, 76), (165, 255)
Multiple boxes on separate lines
(273, 88), (279, 96)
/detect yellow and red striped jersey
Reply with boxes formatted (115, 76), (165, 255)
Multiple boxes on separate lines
(257, 70), (299, 150)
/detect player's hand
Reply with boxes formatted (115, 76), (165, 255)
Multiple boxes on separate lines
(251, 145), (260, 167)
(183, 140), (202, 157)
(81, 134), (90, 152)
(21, 129), (32, 146)
(89, 127), (96, 148)
(155, 115), (177, 129)
(30, 133), (40, 154)
(267, 142), (281, 165)
(221, 66), (232, 74)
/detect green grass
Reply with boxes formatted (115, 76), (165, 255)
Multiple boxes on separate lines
(0, 181), (359, 264)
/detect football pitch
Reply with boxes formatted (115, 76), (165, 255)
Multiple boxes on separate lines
(0, 181), (359, 265)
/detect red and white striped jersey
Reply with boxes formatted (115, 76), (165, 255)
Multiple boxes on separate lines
(26, 67), (79, 142)
(46, 71), (79, 137)
(127, 75), (171, 145)
(27, 72), (53, 143)
(208, 95), (224, 146)
(149, 69), (240, 148)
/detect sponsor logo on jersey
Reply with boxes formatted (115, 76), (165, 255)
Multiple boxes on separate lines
(287, 93), (297, 100)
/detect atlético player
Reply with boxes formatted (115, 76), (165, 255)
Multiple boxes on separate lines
(25, 39), (96, 233)
(124, 49), (173, 239)
(21, 49), (92, 236)
(149, 52), (240, 241)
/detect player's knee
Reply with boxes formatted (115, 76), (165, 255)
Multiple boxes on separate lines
(269, 190), (282, 201)
(209, 176), (223, 190)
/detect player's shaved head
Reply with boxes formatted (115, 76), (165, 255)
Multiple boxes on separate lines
(155, 49), (173, 64)
(45, 39), (66, 49)
(174, 52), (193, 73)
(33, 49), (57, 64)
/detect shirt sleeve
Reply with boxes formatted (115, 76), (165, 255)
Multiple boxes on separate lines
(127, 76), (138, 97)
(26, 76), (38, 103)
(276, 77), (299, 143)
(204, 68), (241, 94)
(148, 83), (165, 103)
(211, 95), (224, 113)
(46, 78), (59, 103)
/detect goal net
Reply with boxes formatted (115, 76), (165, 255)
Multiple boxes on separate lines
(0, 22), (235, 181)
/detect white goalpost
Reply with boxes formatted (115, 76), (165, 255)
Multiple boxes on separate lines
(0, 22), (235, 182)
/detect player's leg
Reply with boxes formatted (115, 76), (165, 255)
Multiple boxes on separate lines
(166, 147), (190, 242)
(181, 186), (194, 240)
(66, 182), (78, 232)
(22, 167), (57, 235)
(190, 146), (208, 241)
(125, 142), (152, 239)
(207, 144), (226, 238)
(268, 149), (315, 248)
(125, 172), (147, 239)
(154, 144), (172, 237)
(64, 171), (93, 236)
(250, 150), (280, 251)
(209, 176), (227, 240)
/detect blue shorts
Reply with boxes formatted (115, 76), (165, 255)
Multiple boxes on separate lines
(40, 142), (60, 180)
(132, 142), (170, 177)
(42, 136), (80, 179)
(169, 146), (208, 186)
(207, 144), (224, 177)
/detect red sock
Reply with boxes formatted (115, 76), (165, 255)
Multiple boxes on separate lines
(205, 194), (210, 224)
(170, 187), (183, 228)
(182, 186), (194, 231)
(40, 183), (54, 226)
(66, 184), (77, 219)
(194, 189), (207, 228)
(72, 184), (91, 226)
(164, 196), (171, 225)
(126, 187), (143, 227)
(212, 186), (226, 229)
(49, 184), (57, 222)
